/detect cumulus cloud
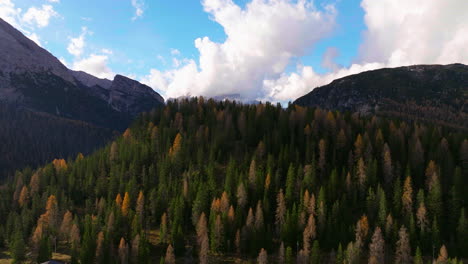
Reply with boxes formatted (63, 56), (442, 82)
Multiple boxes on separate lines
(131, 0), (144, 20)
(359, 0), (468, 66)
(142, 0), (336, 101)
(141, 0), (468, 103)
(72, 54), (115, 80)
(0, 0), (22, 27)
(22, 5), (57, 28)
(67, 27), (88, 57)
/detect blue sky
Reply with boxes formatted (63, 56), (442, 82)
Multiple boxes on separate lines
(1, 0), (467, 102)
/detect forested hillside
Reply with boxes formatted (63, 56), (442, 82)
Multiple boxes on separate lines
(0, 104), (116, 179)
(1, 98), (467, 263)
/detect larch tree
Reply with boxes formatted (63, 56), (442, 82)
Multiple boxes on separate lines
(383, 143), (393, 185)
(278, 242), (285, 264)
(118, 238), (129, 264)
(60, 211), (73, 242)
(95, 231), (104, 262)
(115, 193), (123, 207)
(395, 226), (411, 264)
(257, 248), (268, 264)
(275, 189), (286, 234)
(70, 223), (81, 249)
(368, 227), (384, 264)
(255, 201), (264, 230)
(356, 158), (367, 193)
(18, 186), (29, 208)
(136, 190), (145, 222)
(416, 201), (428, 233)
(169, 133), (182, 158)
(122, 192), (131, 217)
(165, 244), (176, 264)
(402, 176), (413, 215)
(436, 245), (448, 264)
(236, 182), (247, 210)
(196, 212), (209, 264)
(303, 214), (316, 254)
(249, 159), (257, 189)
(131, 234), (140, 264)
(45, 195), (59, 228)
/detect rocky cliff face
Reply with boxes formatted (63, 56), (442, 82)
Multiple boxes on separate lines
(0, 18), (164, 130)
(294, 64), (468, 129)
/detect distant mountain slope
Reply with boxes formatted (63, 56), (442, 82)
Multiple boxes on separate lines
(0, 105), (116, 177)
(0, 18), (164, 177)
(294, 64), (468, 129)
(0, 17), (164, 131)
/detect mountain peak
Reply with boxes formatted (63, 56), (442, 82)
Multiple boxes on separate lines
(0, 17), (164, 130)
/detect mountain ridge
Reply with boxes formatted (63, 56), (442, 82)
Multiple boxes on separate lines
(294, 63), (468, 129)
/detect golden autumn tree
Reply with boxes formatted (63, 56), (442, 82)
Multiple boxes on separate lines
(122, 192), (131, 217)
(18, 186), (29, 207)
(60, 210), (73, 242)
(402, 176), (413, 215)
(165, 244), (176, 264)
(115, 193), (123, 207)
(136, 190), (145, 221)
(118, 237), (129, 264)
(169, 133), (182, 158)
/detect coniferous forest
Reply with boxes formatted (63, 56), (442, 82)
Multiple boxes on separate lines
(1, 98), (467, 263)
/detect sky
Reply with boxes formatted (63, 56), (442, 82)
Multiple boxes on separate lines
(1, 0), (467, 103)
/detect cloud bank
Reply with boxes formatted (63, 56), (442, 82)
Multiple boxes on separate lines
(142, 0), (468, 103)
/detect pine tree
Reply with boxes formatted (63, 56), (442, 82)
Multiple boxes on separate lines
(9, 230), (25, 264)
(456, 208), (467, 256)
(413, 246), (423, 264)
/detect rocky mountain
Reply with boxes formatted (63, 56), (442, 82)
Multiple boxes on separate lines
(0, 18), (164, 177)
(294, 64), (468, 129)
(0, 17), (164, 131)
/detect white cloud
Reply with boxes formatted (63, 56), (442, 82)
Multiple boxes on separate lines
(359, 0), (468, 66)
(171, 48), (181, 56)
(27, 32), (41, 46)
(67, 27), (87, 57)
(143, 0), (468, 103)
(47, 0), (60, 3)
(101, 48), (113, 55)
(131, 0), (144, 20)
(72, 54), (115, 80)
(142, 0), (336, 101)
(22, 5), (57, 28)
(0, 0), (22, 27)
(265, 0), (468, 102)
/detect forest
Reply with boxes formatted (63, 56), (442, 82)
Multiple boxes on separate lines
(0, 98), (466, 263)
